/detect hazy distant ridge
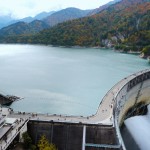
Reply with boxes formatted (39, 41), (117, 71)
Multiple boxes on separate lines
(0, 11), (55, 29)
(0, 7), (91, 36)
(43, 7), (92, 27)
(0, 20), (49, 36)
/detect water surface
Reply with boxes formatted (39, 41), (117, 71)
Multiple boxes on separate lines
(0, 44), (149, 116)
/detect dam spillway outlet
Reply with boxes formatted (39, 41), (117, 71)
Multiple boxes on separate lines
(121, 104), (150, 150)
(124, 102), (148, 120)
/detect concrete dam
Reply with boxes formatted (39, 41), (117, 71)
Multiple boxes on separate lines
(1, 69), (150, 150)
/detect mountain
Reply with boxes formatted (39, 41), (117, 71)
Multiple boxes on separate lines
(0, 7), (91, 37)
(43, 7), (92, 27)
(28, 20), (49, 32)
(19, 17), (34, 23)
(0, 15), (14, 29)
(1, 0), (150, 56)
(0, 11), (56, 29)
(89, 0), (121, 15)
(21, 0), (149, 50)
(0, 20), (49, 36)
(34, 11), (56, 20)
(4, 17), (35, 30)
(0, 8), (89, 30)
(18, 11), (56, 23)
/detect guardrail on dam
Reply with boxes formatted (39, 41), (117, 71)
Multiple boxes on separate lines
(3, 69), (150, 150)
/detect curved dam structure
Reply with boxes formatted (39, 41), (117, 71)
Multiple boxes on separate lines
(4, 69), (150, 150)
(112, 69), (150, 150)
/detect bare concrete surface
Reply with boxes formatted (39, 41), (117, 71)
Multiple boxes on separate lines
(12, 143), (25, 150)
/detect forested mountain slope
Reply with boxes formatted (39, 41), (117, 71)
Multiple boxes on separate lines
(0, 20), (49, 36)
(0, 0), (150, 56)
(89, 0), (121, 15)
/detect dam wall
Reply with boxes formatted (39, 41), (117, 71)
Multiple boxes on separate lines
(4, 69), (150, 150)
(27, 120), (120, 150)
(114, 70), (150, 125)
(118, 79), (150, 123)
(113, 69), (150, 150)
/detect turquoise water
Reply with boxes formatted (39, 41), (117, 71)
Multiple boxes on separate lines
(0, 44), (149, 116)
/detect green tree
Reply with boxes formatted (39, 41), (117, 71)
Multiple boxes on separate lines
(22, 132), (36, 150)
(38, 135), (57, 150)
(142, 46), (150, 56)
(22, 132), (32, 149)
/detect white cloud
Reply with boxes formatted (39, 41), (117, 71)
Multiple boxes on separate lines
(0, 0), (111, 19)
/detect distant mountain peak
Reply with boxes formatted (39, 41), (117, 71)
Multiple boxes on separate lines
(43, 7), (92, 27)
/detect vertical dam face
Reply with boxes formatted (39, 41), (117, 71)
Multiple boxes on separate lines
(27, 121), (119, 150)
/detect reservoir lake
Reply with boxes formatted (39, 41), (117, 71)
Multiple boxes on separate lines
(0, 44), (149, 116)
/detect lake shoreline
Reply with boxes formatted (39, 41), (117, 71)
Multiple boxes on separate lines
(0, 43), (149, 61)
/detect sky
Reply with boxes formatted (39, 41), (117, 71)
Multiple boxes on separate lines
(0, 0), (112, 19)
